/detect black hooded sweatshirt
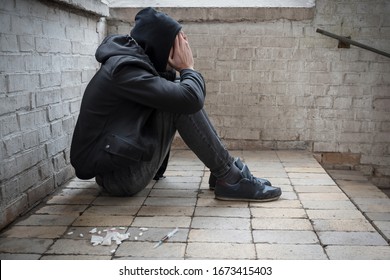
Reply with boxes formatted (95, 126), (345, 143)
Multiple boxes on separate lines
(70, 8), (205, 179)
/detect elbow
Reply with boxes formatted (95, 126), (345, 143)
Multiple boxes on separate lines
(193, 98), (205, 113)
(180, 85), (205, 114)
(184, 98), (204, 114)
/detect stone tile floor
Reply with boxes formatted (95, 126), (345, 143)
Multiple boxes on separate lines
(0, 150), (389, 260)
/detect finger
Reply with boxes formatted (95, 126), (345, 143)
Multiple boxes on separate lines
(169, 44), (174, 59)
(178, 32), (186, 47)
(180, 33), (190, 51)
(182, 32), (188, 41)
(168, 55), (174, 67)
(172, 34), (179, 53)
(168, 37), (178, 67)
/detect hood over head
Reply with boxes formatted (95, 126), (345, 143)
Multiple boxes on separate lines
(95, 35), (145, 64)
(130, 7), (182, 72)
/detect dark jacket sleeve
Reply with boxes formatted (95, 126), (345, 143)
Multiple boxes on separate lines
(110, 61), (206, 114)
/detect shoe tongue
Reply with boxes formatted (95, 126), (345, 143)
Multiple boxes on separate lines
(240, 164), (252, 179)
(234, 158), (244, 169)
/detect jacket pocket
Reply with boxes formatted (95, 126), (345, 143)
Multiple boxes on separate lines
(104, 134), (145, 163)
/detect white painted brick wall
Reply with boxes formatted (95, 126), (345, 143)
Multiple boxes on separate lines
(0, 0), (106, 229)
(109, 0), (389, 187)
(0, 0), (389, 229)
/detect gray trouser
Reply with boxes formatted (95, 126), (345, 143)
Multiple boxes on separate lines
(99, 108), (233, 196)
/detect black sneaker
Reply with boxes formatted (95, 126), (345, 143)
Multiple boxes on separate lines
(208, 158), (272, 190)
(214, 163), (282, 202)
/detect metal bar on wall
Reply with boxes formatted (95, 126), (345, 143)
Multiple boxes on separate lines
(316, 28), (390, 59)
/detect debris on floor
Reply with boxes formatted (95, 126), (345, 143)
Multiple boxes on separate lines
(88, 227), (150, 247)
(90, 228), (129, 246)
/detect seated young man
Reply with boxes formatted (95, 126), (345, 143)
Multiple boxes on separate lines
(70, 7), (281, 202)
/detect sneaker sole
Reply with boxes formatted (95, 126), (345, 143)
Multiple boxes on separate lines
(214, 194), (281, 202)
